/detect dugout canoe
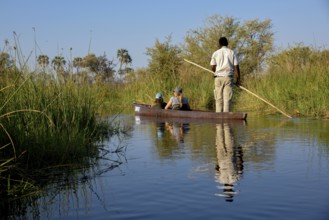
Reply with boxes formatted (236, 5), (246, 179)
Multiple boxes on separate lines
(133, 103), (247, 120)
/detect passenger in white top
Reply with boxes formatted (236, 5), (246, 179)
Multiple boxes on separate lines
(164, 87), (191, 111)
(210, 37), (241, 112)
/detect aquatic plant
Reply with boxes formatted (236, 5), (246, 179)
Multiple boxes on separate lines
(0, 66), (115, 198)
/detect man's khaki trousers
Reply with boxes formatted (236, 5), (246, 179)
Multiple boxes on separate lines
(214, 77), (233, 112)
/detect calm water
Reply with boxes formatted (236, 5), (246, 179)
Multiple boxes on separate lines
(6, 115), (329, 220)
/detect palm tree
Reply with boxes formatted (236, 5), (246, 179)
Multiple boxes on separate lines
(37, 55), (49, 71)
(51, 56), (66, 81)
(0, 53), (9, 67)
(73, 57), (83, 74)
(0, 52), (13, 72)
(51, 56), (66, 72)
(117, 48), (132, 75)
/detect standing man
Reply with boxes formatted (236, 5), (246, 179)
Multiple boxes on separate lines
(210, 37), (241, 112)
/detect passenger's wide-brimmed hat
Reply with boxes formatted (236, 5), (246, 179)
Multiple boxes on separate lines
(173, 87), (182, 93)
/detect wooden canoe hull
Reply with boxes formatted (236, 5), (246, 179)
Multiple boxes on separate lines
(133, 104), (247, 120)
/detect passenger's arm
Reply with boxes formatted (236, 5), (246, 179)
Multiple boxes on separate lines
(164, 100), (172, 110)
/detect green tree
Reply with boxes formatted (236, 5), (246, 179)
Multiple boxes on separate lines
(146, 36), (182, 87)
(94, 55), (116, 82)
(82, 53), (115, 82)
(51, 56), (66, 82)
(37, 54), (49, 71)
(0, 52), (14, 73)
(73, 57), (83, 74)
(182, 15), (273, 79)
(51, 56), (66, 73)
(117, 48), (132, 75)
(238, 18), (273, 75)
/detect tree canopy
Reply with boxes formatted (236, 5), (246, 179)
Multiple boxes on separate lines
(182, 15), (274, 79)
(117, 48), (132, 75)
(146, 36), (182, 84)
(81, 53), (115, 82)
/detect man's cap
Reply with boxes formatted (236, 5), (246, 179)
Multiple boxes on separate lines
(155, 93), (163, 99)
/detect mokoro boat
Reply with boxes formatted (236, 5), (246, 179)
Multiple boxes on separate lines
(133, 103), (247, 120)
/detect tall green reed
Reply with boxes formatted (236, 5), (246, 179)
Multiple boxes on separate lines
(0, 66), (113, 198)
(234, 46), (329, 118)
(112, 65), (215, 111)
(0, 70), (111, 167)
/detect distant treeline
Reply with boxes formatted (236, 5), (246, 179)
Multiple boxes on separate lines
(0, 42), (133, 83)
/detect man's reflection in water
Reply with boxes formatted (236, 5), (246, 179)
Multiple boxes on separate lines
(215, 123), (244, 202)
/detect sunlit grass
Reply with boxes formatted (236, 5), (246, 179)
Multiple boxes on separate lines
(0, 67), (115, 197)
(234, 46), (329, 118)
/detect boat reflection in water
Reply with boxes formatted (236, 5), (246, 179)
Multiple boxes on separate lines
(135, 115), (245, 202)
(135, 115), (190, 144)
(214, 123), (244, 202)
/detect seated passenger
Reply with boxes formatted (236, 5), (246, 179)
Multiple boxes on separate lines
(164, 87), (191, 110)
(151, 92), (167, 109)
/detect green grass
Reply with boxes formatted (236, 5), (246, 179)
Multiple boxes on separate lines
(234, 47), (329, 118)
(0, 68), (115, 197)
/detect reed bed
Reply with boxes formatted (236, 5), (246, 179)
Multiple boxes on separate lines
(234, 46), (329, 118)
(0, 68), (114, 197)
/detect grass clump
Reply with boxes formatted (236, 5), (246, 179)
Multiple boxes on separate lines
(0, 67), (113, 198)
(235, 45), (329, 118)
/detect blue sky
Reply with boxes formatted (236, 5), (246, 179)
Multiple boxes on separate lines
(1, 0), (329, 68)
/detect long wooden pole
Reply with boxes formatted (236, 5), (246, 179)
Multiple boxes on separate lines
(184, 59), (293, 118)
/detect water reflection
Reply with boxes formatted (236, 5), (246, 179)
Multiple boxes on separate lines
(136, 116), (192, 159)
(136, 116), (246, 202)
(0, 120), (130, 220)
(4, 116), (329, 219)
(137, 116), (190, 144)
(214, 123), (244, 202)
(164, 121), (189, 143)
